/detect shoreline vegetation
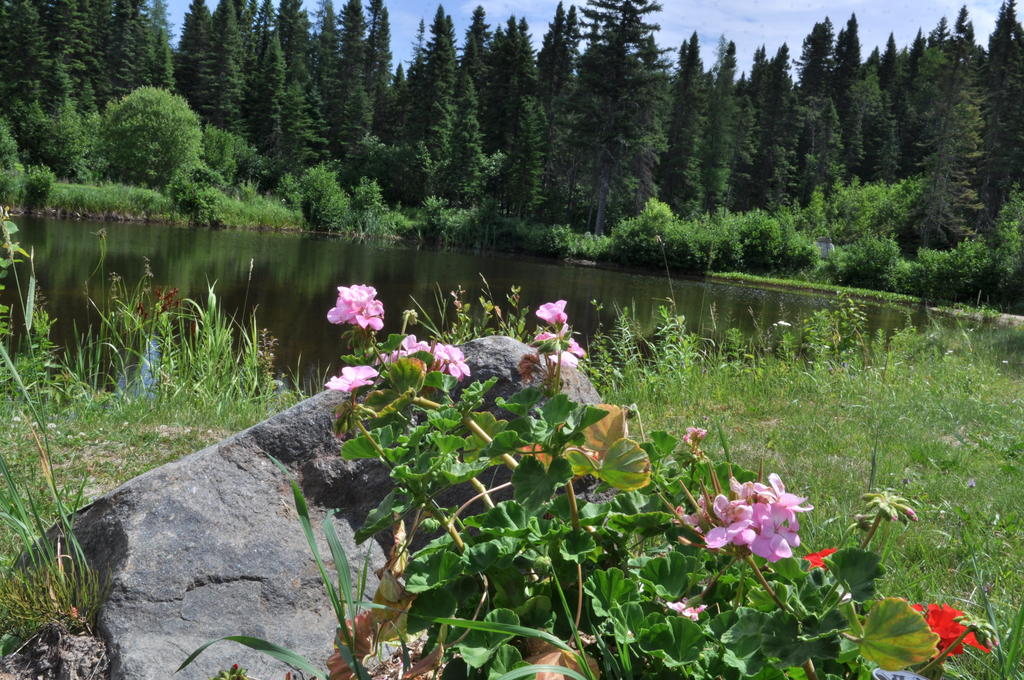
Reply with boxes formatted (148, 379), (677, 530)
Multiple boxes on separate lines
(8, 180), (1024, 329)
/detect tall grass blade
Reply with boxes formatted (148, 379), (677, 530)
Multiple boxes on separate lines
(175, 635), (324, 678)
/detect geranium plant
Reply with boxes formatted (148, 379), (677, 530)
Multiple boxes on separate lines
(182, 284), (994, 680)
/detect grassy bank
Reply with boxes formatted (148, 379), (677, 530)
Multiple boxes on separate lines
(586, 302), (1024, 678)
(3, 172), (303, 231)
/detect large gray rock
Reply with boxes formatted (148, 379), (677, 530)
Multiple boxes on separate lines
(455, 336), (602, 412)
(61, 336), (602, 680)
(73, 391), (385, 680)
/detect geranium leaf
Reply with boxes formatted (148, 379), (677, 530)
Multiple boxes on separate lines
(584, 568), (639, 618)
(638, 615), (704, 667)
(639, 551), (699, 600)
(596, 438), (651, 490)
(857, 598), (940, 670)
(456, 608), (520, 668)
(582, 404), (629, 452)
(387, 357), (427, 393)
(826, 548), (885, 602)
(512, 455), (573, 512)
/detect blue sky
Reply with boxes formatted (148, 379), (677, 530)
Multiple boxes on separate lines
(164, 0), (1003, 73)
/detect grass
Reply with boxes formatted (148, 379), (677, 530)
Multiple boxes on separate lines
(47, 181), (175, 221)
(2, 173), (304, 231)
(586, 303), (1024, 677)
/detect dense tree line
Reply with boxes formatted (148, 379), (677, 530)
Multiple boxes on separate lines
(3, 0), (1024, 248)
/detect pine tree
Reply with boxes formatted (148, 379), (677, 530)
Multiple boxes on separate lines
(575, 0), (664, 235)
(798, 18), (835, 98)
(834, 14), (863, 177)
(733, 43), (798, 209)
(277, 0), (310, 85)
(919, 24), (984, 246)
(417, 5), (457, 164)
(461, 6), (491, 95)
(536, 2), (581, 219)
(446, 68), (486, 204)
(337, 0), (365, 90)
(481, 16), (537, 152)
(660, 32), (706, 215)
(701, 39), (738, 211)
(146, 0), (175, 89)
(312, 0), (343, 156)
(981, 1), (1024, 217)
(206, 0), (245, 129)
(504, 95), (546, 215)
(364, 0), (391, 131)
(248, 32), (286, 156)
(108, 0), (150, 97)
(1, 0), (47, 111)
(176, 0), (214, 115)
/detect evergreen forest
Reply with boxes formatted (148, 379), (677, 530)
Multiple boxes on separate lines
(2, 0), (1024, 307)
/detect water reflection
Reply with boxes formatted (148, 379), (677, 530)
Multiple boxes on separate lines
(10, 216), (922, 383)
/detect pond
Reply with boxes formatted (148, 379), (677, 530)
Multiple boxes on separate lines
(8, 216), (923, 382)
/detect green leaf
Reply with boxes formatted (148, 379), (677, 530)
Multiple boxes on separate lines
(568, 438), (651, 491)
(559, 530), (597, 561)
(425, 371), (459, 392)
(639, 551), (698, 600)
(857, 598), (940, 670)
(354, 490), (406, 543)
(408, 588), (457, 633)
(606, 511), (675, 536)
(387, 357), (427, 392)
(541, 393), (575, 424)
(342, 435), (381, 460)
(177, 636), (325, 679)
(495, 388), (545, 416)
(584, 568), (639, 618)
(405, 549), (464, 593)
(364, 389), (412, 417)
(638, 615), (704, 667)
(826, 548), (885, 602)
(512, 455), (572, 512)
(456, 608), (520, 668)
(488, 644), (526, 680)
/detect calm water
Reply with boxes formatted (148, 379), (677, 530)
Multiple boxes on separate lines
(9, 216), (923, 381)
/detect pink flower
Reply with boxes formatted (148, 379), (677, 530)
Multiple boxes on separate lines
(749, 502), (802, 562)
(381, 334), (431, 363)
(705, 494), (756, 549)
(325, 365), (379, 393)
(666, 603), (707, 621)
(327, 285), (384, 331)
(567, 338), (585, 358)
(543, 351), (580, 369)
(683, 427), (707, 447)
(432, 344), (471, 381)
(536, 300), (568, 325)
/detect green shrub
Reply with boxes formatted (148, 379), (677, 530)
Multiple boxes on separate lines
(23, 166), (55, 208)
(167, 166), (224, 226)
(0, 172), (20, 206)
(275, 173), (302, 211)
(0, 118), (17, 171)
(202, 127), (258, 186)
(100, 87), (203, 189)
(904, 239), (993, 302)
(349, 177), (399, 237)
(611, 198), (676, 266)
(421, 195), (473, 245)
(823, 178), (922, 245)
(826, 235), (902, 290)
(298, 164), (349, 231)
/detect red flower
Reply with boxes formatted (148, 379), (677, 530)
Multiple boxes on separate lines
(911, 604), (991, 656)
(803, 548), (837, 570)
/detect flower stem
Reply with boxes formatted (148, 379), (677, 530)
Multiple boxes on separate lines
(917, 629), (970, 677)
(566, 479), (581, 530)
(745, 556), (790, 613)
(469, 477), (496, 508)
(860, 513), (884, 550)
(802, 659), (820, 680)
(461, 414), (519, 469)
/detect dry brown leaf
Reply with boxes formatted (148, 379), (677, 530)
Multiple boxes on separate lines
(583, 405), (628, 454)
(524, 642), (600, 680)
